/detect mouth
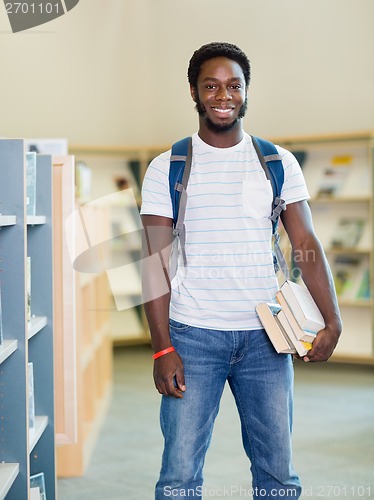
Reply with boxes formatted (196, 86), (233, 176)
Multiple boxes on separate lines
(210, 107), (236, 122)
(211, 107), (235, 116)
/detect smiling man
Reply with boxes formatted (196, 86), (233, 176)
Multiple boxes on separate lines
(192, 56), (248, 137)
(141, 42), (341, 500)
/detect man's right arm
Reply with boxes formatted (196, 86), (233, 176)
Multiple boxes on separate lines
(141, 214), (186, 398)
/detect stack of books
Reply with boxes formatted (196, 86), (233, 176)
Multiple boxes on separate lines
(256, 280), (325, 356)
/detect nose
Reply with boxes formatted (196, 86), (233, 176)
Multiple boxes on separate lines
(216, 86), (232, 101)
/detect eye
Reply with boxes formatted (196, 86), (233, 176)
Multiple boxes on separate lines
(205, 84), (217, 90)
(230, 84), (242, 90)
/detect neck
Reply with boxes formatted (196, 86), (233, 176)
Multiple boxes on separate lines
(197, 119), (244, 148)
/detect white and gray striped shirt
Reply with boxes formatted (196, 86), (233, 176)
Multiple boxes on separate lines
(141, 132), (309, 330)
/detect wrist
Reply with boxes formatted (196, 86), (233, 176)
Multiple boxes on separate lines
(152, 346), (176, 360)
(325, 315), (343, 333)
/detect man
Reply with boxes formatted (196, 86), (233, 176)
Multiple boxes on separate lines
(141, 42), (341, 499)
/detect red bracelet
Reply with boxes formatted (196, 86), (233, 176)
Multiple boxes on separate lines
(152, 346), (176, 360)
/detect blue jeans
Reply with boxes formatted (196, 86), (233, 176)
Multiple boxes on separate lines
(155, 320), (301, 499)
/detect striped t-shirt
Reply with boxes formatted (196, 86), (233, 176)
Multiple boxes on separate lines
(140, 132), (309, 330)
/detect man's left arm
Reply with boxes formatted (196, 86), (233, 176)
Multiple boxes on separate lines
(281, 200), (342, 362)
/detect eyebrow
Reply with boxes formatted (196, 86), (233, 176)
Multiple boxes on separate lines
(201, 77), (243, 83)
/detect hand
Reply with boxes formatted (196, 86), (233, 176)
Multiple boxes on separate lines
(153, 351), (186, 398)
(301, 326), (341, 362)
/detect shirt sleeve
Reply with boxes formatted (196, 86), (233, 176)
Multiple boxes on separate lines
(276, 145), (310, 205)
(140, 150), (173, 218)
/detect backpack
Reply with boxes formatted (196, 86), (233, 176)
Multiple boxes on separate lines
(168, 135), (289, 279)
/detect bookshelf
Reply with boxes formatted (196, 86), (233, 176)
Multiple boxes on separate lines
(0, 140), (55, 499)
(56, 272), (112, 476)
(69, 144), (159, 345)
(56, 196), (113, 477)
(274, 131), (374, 364)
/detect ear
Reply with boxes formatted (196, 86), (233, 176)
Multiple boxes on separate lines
(190, 85), (197, 102)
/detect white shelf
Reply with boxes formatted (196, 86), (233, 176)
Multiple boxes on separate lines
(0, 463), (19, 500)
(325, 247), (371, 255)
(111, 308), (147, 343)
(81, 324), (109, 371)
(106, 261), (142, 298)
(26, 215), (46, 225)
(309, 196), (371, 204)
(338, 299), (372, 308)
(279, 134), (374, 364)
(29, 416), (49, 452)
(0, 140), (56, 497)
(0, 339), (18, 365)
(78, 272), (99, 288)
(0, 215), (17, 227)
(28, 316), (48, 340)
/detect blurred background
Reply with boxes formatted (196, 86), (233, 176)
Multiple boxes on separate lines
(0, 1), (373, 499)
(1, 0), (373, 145)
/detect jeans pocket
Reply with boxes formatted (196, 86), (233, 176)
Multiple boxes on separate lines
(169, 318), (190, 331)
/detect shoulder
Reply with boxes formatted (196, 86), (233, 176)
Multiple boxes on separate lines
(150, 149), (172, 167)
(144, 149), (172, 180)
(274, 144), (297, 164)
(272, 144), (306, 176)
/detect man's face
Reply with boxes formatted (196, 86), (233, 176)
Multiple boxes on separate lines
(191, 57), (248, 133)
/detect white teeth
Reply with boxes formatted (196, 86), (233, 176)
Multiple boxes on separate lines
(213, 108), (233, 114)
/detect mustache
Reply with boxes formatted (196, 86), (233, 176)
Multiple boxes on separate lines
(194, 96), (248, 134)
(195, 96), (248, 119)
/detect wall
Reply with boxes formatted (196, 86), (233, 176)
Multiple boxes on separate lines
(0, 0), (373, 147)
(0, 0), (154, 145)
(148, 0), (374, 142)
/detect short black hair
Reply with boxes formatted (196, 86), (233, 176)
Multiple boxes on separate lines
(188, 42), (251, 89)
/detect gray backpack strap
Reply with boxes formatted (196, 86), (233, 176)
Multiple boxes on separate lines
(262, 153), (282, 162)
(169, 138), (192, 279)
(270, 196), (289, 279)
(269, 196), (286, 224)
(251, 137), (272, 181)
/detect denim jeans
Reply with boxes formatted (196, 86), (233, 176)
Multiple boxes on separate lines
(155, 320), (301, 500)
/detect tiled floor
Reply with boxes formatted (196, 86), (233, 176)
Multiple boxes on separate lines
(58, 346), (374, 499)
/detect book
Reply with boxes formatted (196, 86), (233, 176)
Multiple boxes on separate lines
(75, 160), (92, 202)
(28, 362), (35, 434)
(290, 150), (307, 169)
(257, 301), (314, 356)
(356, 269), (370, 300)
(276, 290), (317, 343)
(26, 256), (31, 321)
(277, 310), (312, 356)
(330, 217), (365, 249)
(280, 280), (325, 333)
(332, 254), (361, 299)
(0, 284), (3, 345)
(128, 159), (141, 191)
(316, 165), (349, 198)
(26, 152), (37, 216)
(30, 472), (46, 500)
(256, 303), (296, 354)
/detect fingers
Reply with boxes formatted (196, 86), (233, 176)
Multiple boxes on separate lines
(156, 375), (184, 398)
(174, 367), (186, 393)
(153, 354), (186, 398)
(301, 343), (326, 362)
(300, 329), (337, 362)
(303, 348), (330, 363)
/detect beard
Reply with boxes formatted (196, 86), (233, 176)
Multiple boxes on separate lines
(195, 93), (248, 134)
